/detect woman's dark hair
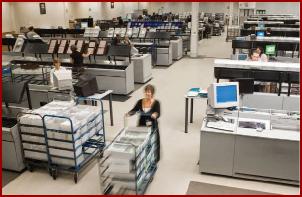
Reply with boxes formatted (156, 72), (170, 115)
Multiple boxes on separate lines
(144, 84), (155, 95)
(249, 49), (258, 58)
(28, 26), (34, 31)
(266, 27), (272, 33)
(70, 45), (77, 52)
(256, 46), (264, 55)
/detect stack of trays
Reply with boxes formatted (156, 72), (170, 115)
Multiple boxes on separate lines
(19, 100), (103, 167)
(100, 127), (157, 194)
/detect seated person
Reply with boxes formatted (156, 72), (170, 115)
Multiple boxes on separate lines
(123, 35), (139, 55)
(112, 34), (121, 45)
(256, 46), (268, 62)
(50, 59), (66, 86)
(248, 49), (261, 61)
(265, 28), (272, 36)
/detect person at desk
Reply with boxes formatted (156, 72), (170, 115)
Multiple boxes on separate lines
(248, 49), (261, 61)
(265, 28), (272, 36)
(123, 35), (139, 55)
(256, 47), (268, 62)
(26, 26), (40, 39)
(112, 34), (121, 46)
(49, 59), (66, 86)
(126, 84), (161, 161)
(70, 45), (91, 74)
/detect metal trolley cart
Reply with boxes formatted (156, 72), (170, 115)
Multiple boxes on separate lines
(18, 112), (49, 172)
(98, 123), (159, 194)
(18, 98), (106, 183)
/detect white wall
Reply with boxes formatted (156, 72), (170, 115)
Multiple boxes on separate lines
(2, 2), (16, 32)
(199, 2), (230, 14)
(147, 2), (192, 14)
(5, 2), (67, 31)
(256, 2), (300, 17)
(3, 2), (300, 33)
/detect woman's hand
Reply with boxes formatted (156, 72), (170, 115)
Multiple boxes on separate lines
(151, 112), (158, 119)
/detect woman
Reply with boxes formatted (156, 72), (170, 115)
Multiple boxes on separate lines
(126, 84), (161, 161)
(256, 46), (268, 62)
(123, 35), (139, 55)
(49, 58), (66, 86)
(123, 35), (132, 46)
(248, 49), (260, 61)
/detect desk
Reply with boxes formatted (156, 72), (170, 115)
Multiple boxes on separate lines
(240, 28), (300, 37)
(184, 92), (207, 133)
(246, 18), (299, 24)
(214, 59), (300, 96)
(200, 113), (300, 185)
(243, 21), (299, 29)
(232, 37), (300, 57)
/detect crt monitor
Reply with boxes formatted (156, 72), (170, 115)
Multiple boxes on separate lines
(73, 73), (98, 97)
(207, 82), (239, 108)
(238, 54), (248, 60)
(265, 44), (276, 55)
(81, 22), (88, 28)
(256, 31), (265, 37)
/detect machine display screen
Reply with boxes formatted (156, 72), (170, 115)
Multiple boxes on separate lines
(265, 44), (276, 55)
(256, 31), (265, 37)
(216, 85), (238, 103)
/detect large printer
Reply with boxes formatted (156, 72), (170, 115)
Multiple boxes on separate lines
(199, 82), (300, 185)
(2, 81), (32, 172)
(7, 50), (134, 96)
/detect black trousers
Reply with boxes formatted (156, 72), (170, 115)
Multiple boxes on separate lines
(155, 129), (160, 162)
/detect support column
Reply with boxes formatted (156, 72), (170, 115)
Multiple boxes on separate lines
(229, 2), (234, 26)
(190, 2), (199, 58)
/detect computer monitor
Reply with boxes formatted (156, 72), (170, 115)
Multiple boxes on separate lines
(256, 31), (265, 37)
(207, 82), (239, 108)
(73, 73), (98, 97)
(81, 22), (88, 29)
(238, 54), (248, 60)
(265, 44), (276, 55)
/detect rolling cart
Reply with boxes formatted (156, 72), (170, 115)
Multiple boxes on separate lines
(18, 98), (106, 183)
(18, 112), (49, 172)
(98, 114), (159, 194)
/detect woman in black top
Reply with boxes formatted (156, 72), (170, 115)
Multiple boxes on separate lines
(126, 84), (161, 161)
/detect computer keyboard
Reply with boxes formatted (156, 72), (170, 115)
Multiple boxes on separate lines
(206, 121), (236, 132)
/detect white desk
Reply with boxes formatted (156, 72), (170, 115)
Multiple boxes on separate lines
(244, 21), (284, 24)
(200, 114), (300, 185)
(214, 59), (300, 72)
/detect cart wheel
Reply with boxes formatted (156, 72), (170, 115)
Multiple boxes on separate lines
(99, 152), (103, 158)
(48, 168), (53, 176)
(51, 168), (57, 180)
(27, 164), (33, 172)
(74, 173), (78, 183)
